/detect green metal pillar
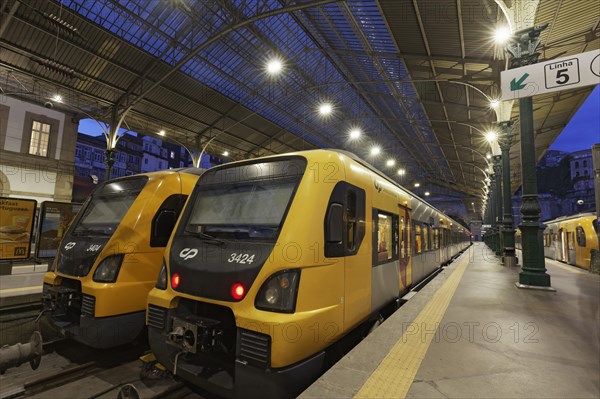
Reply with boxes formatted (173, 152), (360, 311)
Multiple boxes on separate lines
(489, 173), (498, 253)
(506, 24), (553, 289)
(498, 121), (517, 267)
(493, 155), (503, 256)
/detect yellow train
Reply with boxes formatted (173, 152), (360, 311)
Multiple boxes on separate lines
(42, 168), (202, 348)
(147, 150), (470, 398)
(542, 212), (598, 269)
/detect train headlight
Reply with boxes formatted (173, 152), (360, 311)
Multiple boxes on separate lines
(255, 270), (300, 313)
(156, 260), (167, 290)
(92, 254), (124, 283)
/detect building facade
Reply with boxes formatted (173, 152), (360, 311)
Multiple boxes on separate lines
(0, 96), (77, 203)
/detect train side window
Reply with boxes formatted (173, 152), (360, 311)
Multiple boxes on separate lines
(414, 223), (422, 254)
(422, 224), (429, 251)
(433, 228), (439, 249)
(151, 194), (188, 247)
(576, 226), (586, 247)
(373, 210), (399, 265)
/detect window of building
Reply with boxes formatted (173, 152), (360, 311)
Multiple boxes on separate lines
(575, 161), (579, 168)
(28, 121), (51, 156)
(75, 147), (82, 158)
(158, 161), (163, 169)
(584, 170), (589, 176)
(180, 161), (184, 168)
(144, 158), (148, 165)
(576, 171), (580, 177)
(583, 160), (587, 167)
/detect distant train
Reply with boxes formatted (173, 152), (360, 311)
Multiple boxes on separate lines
(516, 212), (599, 270)
(42, 168), (202, 348)
(146, 150), (470, 398)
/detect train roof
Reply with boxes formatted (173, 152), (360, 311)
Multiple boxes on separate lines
(544, 211), (597, 224)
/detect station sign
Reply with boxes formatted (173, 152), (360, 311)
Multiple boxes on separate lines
(0, 197), (36, 260)
(500, 50), (600, 100)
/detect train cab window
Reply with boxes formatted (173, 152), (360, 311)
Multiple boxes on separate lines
(373, 210), (399, 264)
(576, 226), (586, 247)
(346, 191), (357, 251)
(414, 223), (422, 254)
(324, 182), (366, 258)
(151, 194), (189, 247)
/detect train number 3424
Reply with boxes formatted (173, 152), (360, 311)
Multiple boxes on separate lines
(227, 253), (255, 264)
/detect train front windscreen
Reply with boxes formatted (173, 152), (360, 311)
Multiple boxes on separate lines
(168, 157), (307, 300)
(56, 176), (148, 277)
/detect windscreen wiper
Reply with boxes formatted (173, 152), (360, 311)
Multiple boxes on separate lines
(184, 228), (225, 246)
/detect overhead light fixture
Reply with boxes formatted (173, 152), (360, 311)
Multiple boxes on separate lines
(158, 130), (166, 136)
(486, 153), (492, 159)
(318, 102), (333, 116)
(223, 151), (229, 157)
(349, 128), (361, 139)
(386, 159), (395, 167)
(370, 146), (381, 156)
(266, 58), (283, 75)
(414, 183), (420, 188)
(486, 131), (498, 142)
(397, 168), (406, 176)
(494, 26), (512, 44)
(490, 98), (500, 108)
(52, 94), (62, 103)
(424, 191), (430, 196)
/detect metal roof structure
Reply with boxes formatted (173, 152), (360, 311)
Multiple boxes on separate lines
(1, 0), (598, 221)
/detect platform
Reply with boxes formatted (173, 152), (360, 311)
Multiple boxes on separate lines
(300, 242), (600, 399)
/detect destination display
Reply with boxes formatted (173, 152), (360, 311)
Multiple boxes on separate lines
(0, 197), (37, 260)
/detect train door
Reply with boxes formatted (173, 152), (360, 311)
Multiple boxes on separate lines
(567, 231), (576, 265)
(559, 228), (567, 262)
(398, 206), (411, 292)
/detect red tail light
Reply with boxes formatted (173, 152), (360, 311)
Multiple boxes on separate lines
(232, 283), (245, 300)
(171, 273), (180, 289)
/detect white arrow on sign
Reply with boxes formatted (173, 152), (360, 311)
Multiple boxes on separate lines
(501, 50), (600, 101)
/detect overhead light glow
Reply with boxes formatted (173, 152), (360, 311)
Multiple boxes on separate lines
(266, 58), (283, 75)
(397, 168), (406, 176)
(486, 131), (498, 142)
(424, 191), (430, 196)
(386, 159), (395, 167)
(414, 183), (420, 188)
(370, 146), (381, 156)
(52, 94), (62, 103)
(490, 98), (500, 108)
(486, 153), (492, 159)
(159, 130), (166, 136)
(349, 128), (361, 139)
(318, 102), (333, 116)
(223, 151), (229, 157)
(494, 26), (512, 44)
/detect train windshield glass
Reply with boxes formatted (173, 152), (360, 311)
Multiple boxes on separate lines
(185, 158), (306, 241)
(72, 177), (148, 235)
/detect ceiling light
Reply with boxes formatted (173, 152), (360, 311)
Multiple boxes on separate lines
(159, 130), (165, 136)
(266, 58), (283, 75)
(490, 99), (500, 108)
(386, 159), (395, 167)
(318, 102), (333, 116)
(494, 26), (512, 44)
(52, 94), (62, 103)
(424, 191), (430, 196)
(397, 168), (406, 176)
(223, 151), (229, 156)
(370, 146), (381, 156)
(414, 183), (420, 188)
(486, 153), (492, 159)
(486, 131), (498, 142)
(349, 128), (361, 139)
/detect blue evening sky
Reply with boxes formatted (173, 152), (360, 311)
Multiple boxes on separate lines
(549, 84), (600, 152)
(79, 85), (600, 153)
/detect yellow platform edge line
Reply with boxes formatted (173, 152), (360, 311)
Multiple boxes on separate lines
(354, 252), (471, 399)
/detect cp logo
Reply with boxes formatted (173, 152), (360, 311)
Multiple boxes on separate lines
(64, 242), (76, 250)
(179, 248), (198, 260)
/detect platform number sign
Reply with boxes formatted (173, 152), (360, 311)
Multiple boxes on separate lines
(544, 58), (580, 89)
(501, 50), (600, 100)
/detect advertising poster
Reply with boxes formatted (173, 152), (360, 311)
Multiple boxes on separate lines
(0, 197), (37, 260)
(36, 201), (82, 258)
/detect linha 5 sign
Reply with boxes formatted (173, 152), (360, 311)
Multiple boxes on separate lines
(501, 50), (600, 100)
